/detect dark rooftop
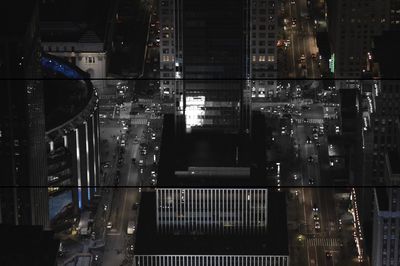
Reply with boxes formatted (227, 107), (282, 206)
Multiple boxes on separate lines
(0, 225), (59, 266)
(372, 31), (400, 78)
(375, 188), (389, 212)
(0, 1), (38, 37)
(40, 0), (112, 41)
(388, 151), (400, 175)
(41, 54), (93, 131)
(135, 191), (289, 256)
(157, 114), (270, 187)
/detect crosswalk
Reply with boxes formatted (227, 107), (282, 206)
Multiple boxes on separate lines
(294, 118), (324, 124)
(306, 238), (341, 247)
(132, 114), (148, 119)
(131, 118), (148, 125)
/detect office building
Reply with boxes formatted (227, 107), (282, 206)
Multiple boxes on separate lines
(40, 0), (110, 94)
(0, 224), (59, 265)
(40, 23), (107, 94)
(365, 32), (400, 180)
(372, 151), (400, 266)
(42, 54), (100, 228)
(0, 1), (49, 228)
(250, 0), (278, 99)
(159, 0), (277, 121)
(357, 31), (400, 259)
(133, 113), (289, 265)
(327, 0), (400, 80)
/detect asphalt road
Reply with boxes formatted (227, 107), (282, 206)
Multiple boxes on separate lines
(290, 103), (357, 266)
(282, 0), (321, 78)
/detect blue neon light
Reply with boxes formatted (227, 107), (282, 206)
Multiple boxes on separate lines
(78, 188), (82, 209)
(40, 56), (82, 79)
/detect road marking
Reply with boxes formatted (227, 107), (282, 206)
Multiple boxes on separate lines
(294, 118), (323, 124)
(107, 232), (121, 236)
(306, 238), (341, 247)
(131, 118), (148, 125)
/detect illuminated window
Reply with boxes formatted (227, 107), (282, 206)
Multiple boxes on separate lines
(252, 55), (257, 62)
(259, 55), (266, 62)
(267, 55), (275, 62)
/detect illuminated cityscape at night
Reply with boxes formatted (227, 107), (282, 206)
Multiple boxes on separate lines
(1, 0), (400, 266)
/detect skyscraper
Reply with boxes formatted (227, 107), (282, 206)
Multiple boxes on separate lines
(159, 0), (277, 133)
(133, 113), (289, 266)
(372, 151), (400, 266)
(0, 1), (49, 228)
(326, 0), (400, 79)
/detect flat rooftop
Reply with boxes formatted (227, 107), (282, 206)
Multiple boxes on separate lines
(157, 114), (270, 187)
(135, 191), (289, 256)
(0, 2), (37, 36)
(373, 31), (400, 78)
(375, 188), (389, 212)
(41, 54), (93, 131)
(0, 225), (59, 265)
(388, 151), (400, 175)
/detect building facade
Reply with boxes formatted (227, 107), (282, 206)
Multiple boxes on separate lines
(0, 1), (49, 228)
(159, 0), (277, 109)
(250, 0), (277, 99)
(41, 22), (107, 94)
(134, 255), (289, 266)
(41, 54), (100, 227)
(327, 0), (400, 80)
(372, 152), (400, 266)
(156, 188), (268, 234)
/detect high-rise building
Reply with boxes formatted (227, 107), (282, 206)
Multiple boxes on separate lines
(40, 0), (110, 94)
(133, 113), (289, 266)
(357, 31), (400, 260)
(326, 0), (400, 79)
(372, 151), (400, 266)
(159, 0), (277, 131)
(0, 1), (49, 228)
(249, 0), (278, 99)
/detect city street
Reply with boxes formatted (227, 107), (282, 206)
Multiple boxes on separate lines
(280, 0), (321, 78)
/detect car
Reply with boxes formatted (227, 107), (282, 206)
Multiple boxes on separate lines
(300, 54), (306, 61)
(308, 156), (314, 163)
(313, 133), (318, 140)
(151, 171), (157, 178)
(314, 221), (321, 230)
(155, 145), (159, 151)
(292, 19), (296, 27)
(151, 133), (156, 140)
(316, 141), (320, 147)
(313, 214), (320, 221)
(107, 222), (112, 229)
(326, 252), (332, 259)
(313, 204), (319, 212)
(311, 53), (317, 60)
(140, 149), (147, 156)
(138, 159), (144, 166)
(291, 0), (295, 4)
(309, 178), (315, 185)
(306, 137), (312, 144)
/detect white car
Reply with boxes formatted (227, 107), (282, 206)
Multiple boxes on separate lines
(314, 221), (321, 230)
(107, 222), (112, 229)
